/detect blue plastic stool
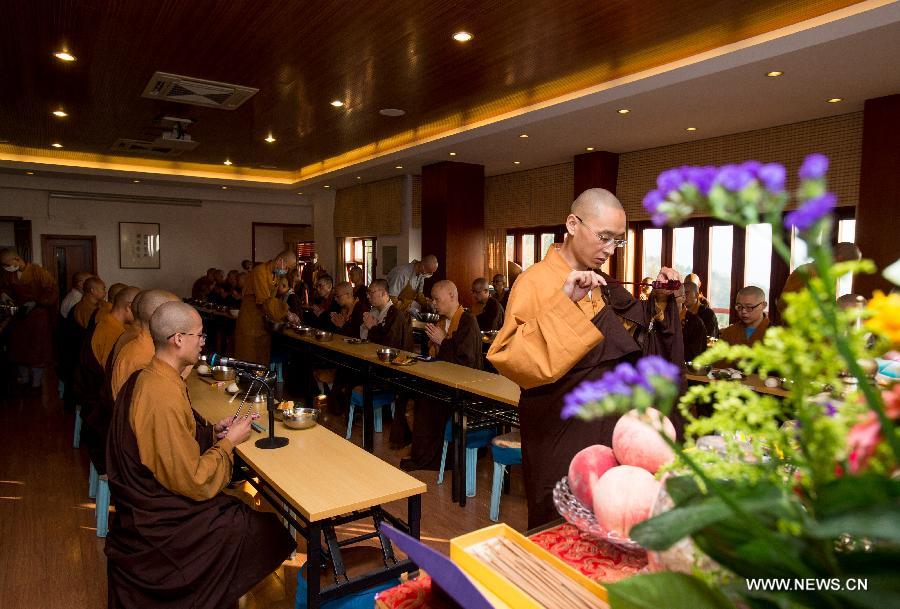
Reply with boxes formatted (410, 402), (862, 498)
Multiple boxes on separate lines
(295, 563), (398, 609)
(489, 432), (522, 522)
(88, 462), (99, 499)
(346, 389), (395, 439)
(437, 420), (497, 497)
(96, 475), (110, 537)
(72, 405), (83, 448)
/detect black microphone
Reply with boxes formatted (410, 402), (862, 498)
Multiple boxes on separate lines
(208, 353), (268, 372)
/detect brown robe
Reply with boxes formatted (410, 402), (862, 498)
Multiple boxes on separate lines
(76, 321), (109, 473)
(367, 304), (414, 351)
(405, 307), (483, 470)
(91, 312), (125, 370)
(333, 299), (366, 338)
(488, 246), (682, 528)
(235, 261), (289, 364)
(719, 315), (770, 347)
(0, 262), (58, 367)
(475, 296), (505, 332)
(105, 362), (295, 609)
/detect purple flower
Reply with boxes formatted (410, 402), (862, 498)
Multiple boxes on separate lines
(651, 211), (669, 227)
(740, 160), (762, 177)
(562, 356), (681, 419)
(757, 163), (786, 193)
(657, 168), (684, 195)
(643, 189), (664, 213)
(784, 192), (836, 232)
(798, 153), (829, 180)
(684, 166), (717, 195)
(715, 164), (754, 192)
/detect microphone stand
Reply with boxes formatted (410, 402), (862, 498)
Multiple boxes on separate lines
(236, 370), (289, 449)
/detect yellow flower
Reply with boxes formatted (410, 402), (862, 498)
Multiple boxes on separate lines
(865, 290), (900, 345)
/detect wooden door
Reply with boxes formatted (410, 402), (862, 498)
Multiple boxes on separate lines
(40, 235), (97, 298)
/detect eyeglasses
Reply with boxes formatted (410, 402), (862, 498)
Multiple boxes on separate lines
(734, 302), (764, 312)
(574, 215), (627, 248)
(167, 332), (207, 341)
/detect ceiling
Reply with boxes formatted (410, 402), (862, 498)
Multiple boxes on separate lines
(0, 0), (884, 189)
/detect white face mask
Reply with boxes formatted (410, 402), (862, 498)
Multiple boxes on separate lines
(3, 265), (18, 273)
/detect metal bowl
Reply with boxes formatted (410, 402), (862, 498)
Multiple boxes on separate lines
(211, 366), (236, 381)
(315, 330), (333, 342)
(229, 308), (240, 317)
(481, 330), (499, 343)
(377, 348), (399, 362)
(418, 311), (440, 324)
(282, 407), (318, 430)
(236, 370), (276, 391)
(293, 325), (313, 336)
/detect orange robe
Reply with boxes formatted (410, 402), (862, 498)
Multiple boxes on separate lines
(91, 313), (125, 369)
(0, 262), (58, 366)
(111, 327), (154, 399)
(235, 261), (288, 364)
(73, 298), (111, 329)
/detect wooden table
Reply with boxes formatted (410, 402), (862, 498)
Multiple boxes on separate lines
(685, 372), (790, 398)
(188, 373), (427, 609)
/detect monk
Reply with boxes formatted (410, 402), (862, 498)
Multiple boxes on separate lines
(110, 290), (180, 399)
(60, 270), (92, 319)
(348, 264), (368, 303)
(72, 276), (110, 329)
(105, 301), (295, 608)
(0, 249), (59, 388)
(362, 279), (414, 350)
(401, 280), (482, 471)
(488, 188), (683, 528)
(779, 242), (861, 315)
(92, 286), (139, 370)
(109, 290), (147, 364)
(684, 279), (718, 339)
(386, 254), (438, 313)
(719, 286), (769, 348)
(307, 274), (340, 329)
(330, 281), (366, 338)
(471, 277), (504, 332)
(235, 249), (300, 364)
(491, 274), (510, 309)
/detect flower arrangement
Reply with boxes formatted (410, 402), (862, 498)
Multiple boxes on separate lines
(564, 154), (900, 609)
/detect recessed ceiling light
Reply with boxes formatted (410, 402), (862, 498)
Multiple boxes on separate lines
(449, 152), (457, 156)
(827, 97), (843, 103)
(617, 108), (630, 114)
(766, 71), (784, 77)
(54, 50), (76, 62)
(51, 142), (63, 148)
(297, 192), (303, 195)
(513, 161), (521, 165)
(379, 108), (405, 117)
(519, 134), (529, 138)
(356, 176), (362, 180)
(452, 31), (473, 42)
(52, 109), (68, 118)
(323, 185), (331, 188)
(221, 186), (228, 190)
(223, 159), (233, 166)
(25, 171), (35, 176)
(132, 179), (141, 183)
(686, 127), (697, 131)
(264, 133), (276, 143)
(395, 165), (403, 169)
(585, 147), (595, 151)
(330, 100), (344, 107)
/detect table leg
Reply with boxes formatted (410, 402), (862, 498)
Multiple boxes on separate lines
(408, 494), (421, 540)
(450, 402), (460, 503)
(362, 365), (374, 452)
(307, 522), (322, 609)
(457, 408), (468, 508)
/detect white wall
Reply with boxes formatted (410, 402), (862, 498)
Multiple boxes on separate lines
(253, 225), (287, 262)
(311, 191), (336, 277)
(0, 182), (312, 297)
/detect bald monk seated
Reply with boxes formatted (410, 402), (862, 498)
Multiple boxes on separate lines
(719, 286), (770, 348)
(361, 279), (414, 350)
(470, 277), (505, 332)
(105, 302), (295, 608)
(400, 280), (482, 471)
(385, 254), (439, 314)
(72, 276), (111, 329)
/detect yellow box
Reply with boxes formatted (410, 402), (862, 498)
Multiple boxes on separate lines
(450, 524), (609, 609)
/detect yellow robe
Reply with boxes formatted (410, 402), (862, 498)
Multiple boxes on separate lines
(74, 298), (111, 329)
(235, 260), (289, 364)
(111, 328), (154, 399)
(129, 357), (233, 501)
(91, 313), (125, 369)
(487, 245), (605, 390)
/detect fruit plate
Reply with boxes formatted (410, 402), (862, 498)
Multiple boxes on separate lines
(552, 476), (644, 552)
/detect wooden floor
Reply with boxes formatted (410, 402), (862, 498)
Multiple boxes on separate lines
(0, 371), (527, 608)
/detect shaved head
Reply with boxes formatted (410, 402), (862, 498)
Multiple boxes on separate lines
(571, 188), (624, 219)
(472, 277), (488, 291)
(72, 271), (92, 290)
(431, 280), (459, 317)
(432, 280), (457, 299)
(107, 283), (127, 302)
(138, 289), (180, 323)
(83, 276), (104, 293)
(273, 250), (297, 266)
(150, 301), (201, 347)
(835, 242), (861, 263)
(334, 281), (353, 297)
(683, 281), (699, 296)
(736, 286), (766, 301)
(114, 286), (140, 309)
(422, 254), (439, 273)
(0, 249), (22, 266)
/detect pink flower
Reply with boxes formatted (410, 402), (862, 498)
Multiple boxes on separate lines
(846, 385), (900, 473)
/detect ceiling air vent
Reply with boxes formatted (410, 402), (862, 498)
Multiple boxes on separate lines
(141, 71), (258, 110)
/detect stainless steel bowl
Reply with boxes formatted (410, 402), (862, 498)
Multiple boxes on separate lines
(418, 311), (440, 324)
(282, 407), (318, 430)
(211, 366), (236, 381)
(377, 348), (399, 362)
(315, 330), (333, 342)
(293, 325), (313, 336)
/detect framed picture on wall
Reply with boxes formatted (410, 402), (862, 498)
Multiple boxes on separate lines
(119, 222), (160, 269)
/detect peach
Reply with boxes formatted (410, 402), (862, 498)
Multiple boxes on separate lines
(612, 408), (675, 473)
(567, 444), (618, 507)
(592, 465), (661, 537)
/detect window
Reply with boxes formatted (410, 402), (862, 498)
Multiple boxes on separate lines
(790, 230), (813, 272)
(672, 227), (694, 280)
(522, 234), (535, 270)
(625, 228), (636, 289)
(837, 218), (857, 297)
(506, 235), (515, 263)
(345, 237), (376, 284)
(540, 233), (555, 261)
(708, 225), (734, 327)
(744, 223), (772, 306)
(505, 225), (567, 271)
(641, 228), (662, 281)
